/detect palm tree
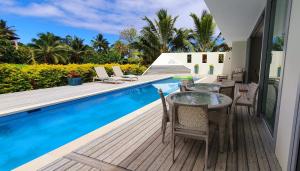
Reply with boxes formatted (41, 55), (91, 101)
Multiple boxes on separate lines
(64, 36), (90, 63)
(29, 32), (68, 64)
(272, 36), (284, 51)
(91, 33), (109, 53)
(112, 40), (129, 57)
(136, 9), (178, 64)
(170, 28), (194, 52)
(0, 20), (19, 41)
(190, 11), (230, 52)
(143, 9), (178, 53)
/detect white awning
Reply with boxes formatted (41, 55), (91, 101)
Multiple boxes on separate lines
(204, 0), (266, 43)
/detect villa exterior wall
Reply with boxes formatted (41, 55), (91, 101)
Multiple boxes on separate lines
(275, 0), (300, 169)
(270, 51), (284, 78)
(231, 41), (248, 71)
(148, 52), (232, 76)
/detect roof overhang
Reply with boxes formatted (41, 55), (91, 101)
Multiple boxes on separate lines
(204, 0), (266, 43)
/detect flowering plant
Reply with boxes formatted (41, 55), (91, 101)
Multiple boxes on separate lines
(67, 71), (80, 78)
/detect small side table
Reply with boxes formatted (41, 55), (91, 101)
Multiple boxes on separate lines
(217, 75), (228, 82)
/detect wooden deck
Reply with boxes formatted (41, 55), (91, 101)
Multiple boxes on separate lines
(39, 102), (282, 171)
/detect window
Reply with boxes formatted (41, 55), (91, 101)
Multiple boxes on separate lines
(218, 54), (224, 63)
(187, 54), (192, 63)
(261, 0), (288, 133)
(202, 54), (207, 63)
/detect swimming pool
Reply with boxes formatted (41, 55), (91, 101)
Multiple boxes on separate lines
(0, 78), (179, 170)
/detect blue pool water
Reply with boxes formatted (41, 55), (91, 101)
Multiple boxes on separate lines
(0, 78), (179, 170)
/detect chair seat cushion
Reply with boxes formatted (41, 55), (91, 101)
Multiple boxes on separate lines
(122, 75), (138, 79)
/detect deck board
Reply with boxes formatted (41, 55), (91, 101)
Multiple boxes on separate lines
(237, 106), (248, 171)
(242, 107), (259, 171)
(39, 84), (282, 171)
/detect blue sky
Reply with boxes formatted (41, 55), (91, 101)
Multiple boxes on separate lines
(0, 0), (210, 45)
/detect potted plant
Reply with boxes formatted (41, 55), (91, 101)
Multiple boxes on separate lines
(209, 64), (214, 75)
(277, 66), (281, 77)
(67, 71), (82, 86)
(194, 64), (199, 74)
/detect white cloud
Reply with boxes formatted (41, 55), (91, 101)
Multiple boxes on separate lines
(0, 0), (210, 34)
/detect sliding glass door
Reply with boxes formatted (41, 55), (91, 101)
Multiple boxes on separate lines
(261, 0), (288, 133)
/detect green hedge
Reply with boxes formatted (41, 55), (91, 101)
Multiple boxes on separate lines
(0, 64), (147, 94)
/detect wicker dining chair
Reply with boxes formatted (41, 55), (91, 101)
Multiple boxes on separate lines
(171, 102), (209, 170)
(231, 68), (245, 83)
(229, 93), (242, 152)
(179, 80), (194, 92)
(237, 82), (259, 116)
(158, 89), (170, 143)
(219, 80), (235, 99)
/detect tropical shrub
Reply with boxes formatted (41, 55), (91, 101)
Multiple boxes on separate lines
(0, 64), (147, 94)
(0, 39), (20, 63)
(0, 64), (32, 93)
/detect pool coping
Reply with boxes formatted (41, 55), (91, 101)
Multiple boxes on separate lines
(0, 75), (172, 117)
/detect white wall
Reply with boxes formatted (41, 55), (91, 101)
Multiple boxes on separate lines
(151, 52), (232, 75)
(270, 51), (284, 78)
(231, 41), (248, 70)
(275, 0), (300, 169)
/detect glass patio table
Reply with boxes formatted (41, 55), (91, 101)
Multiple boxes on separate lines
(167, 91), (232, 152)
(186, 83), (222, 92)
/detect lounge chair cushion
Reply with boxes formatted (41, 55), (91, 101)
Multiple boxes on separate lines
(122, 75), (138, 79)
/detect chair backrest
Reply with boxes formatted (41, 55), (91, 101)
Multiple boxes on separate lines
(179, 84), (185, 92)
(180, 79), (194, 92)
(181, 79), (194, 86)
(158, 89), (168, 120)
(233, 68), (244, 73)
(219, 80), (235, 99)
(173, 103), (209, 132)
(220, 86), (235, 99)
(222, 79), (235, 84)
(247, 83), (259, 103)
(94, 66), (109, 79)
(112, 66), (124, 77)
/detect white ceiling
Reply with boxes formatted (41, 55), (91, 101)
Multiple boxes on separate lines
(204, 0), (267, 43)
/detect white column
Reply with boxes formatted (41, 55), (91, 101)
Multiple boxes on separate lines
(230, 41), (248, 71)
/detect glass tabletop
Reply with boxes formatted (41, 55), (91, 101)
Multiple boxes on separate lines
(168, 91), (232, 109)
(186, 83), (221, 92)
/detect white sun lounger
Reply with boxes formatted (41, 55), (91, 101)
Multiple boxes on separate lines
(112, 66), (138, 81)
(93, 66), (124, 84)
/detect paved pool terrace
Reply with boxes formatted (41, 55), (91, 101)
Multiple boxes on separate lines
(0, 75), (175, 117)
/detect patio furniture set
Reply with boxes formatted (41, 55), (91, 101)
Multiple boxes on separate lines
(158, 75), (258, 170)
